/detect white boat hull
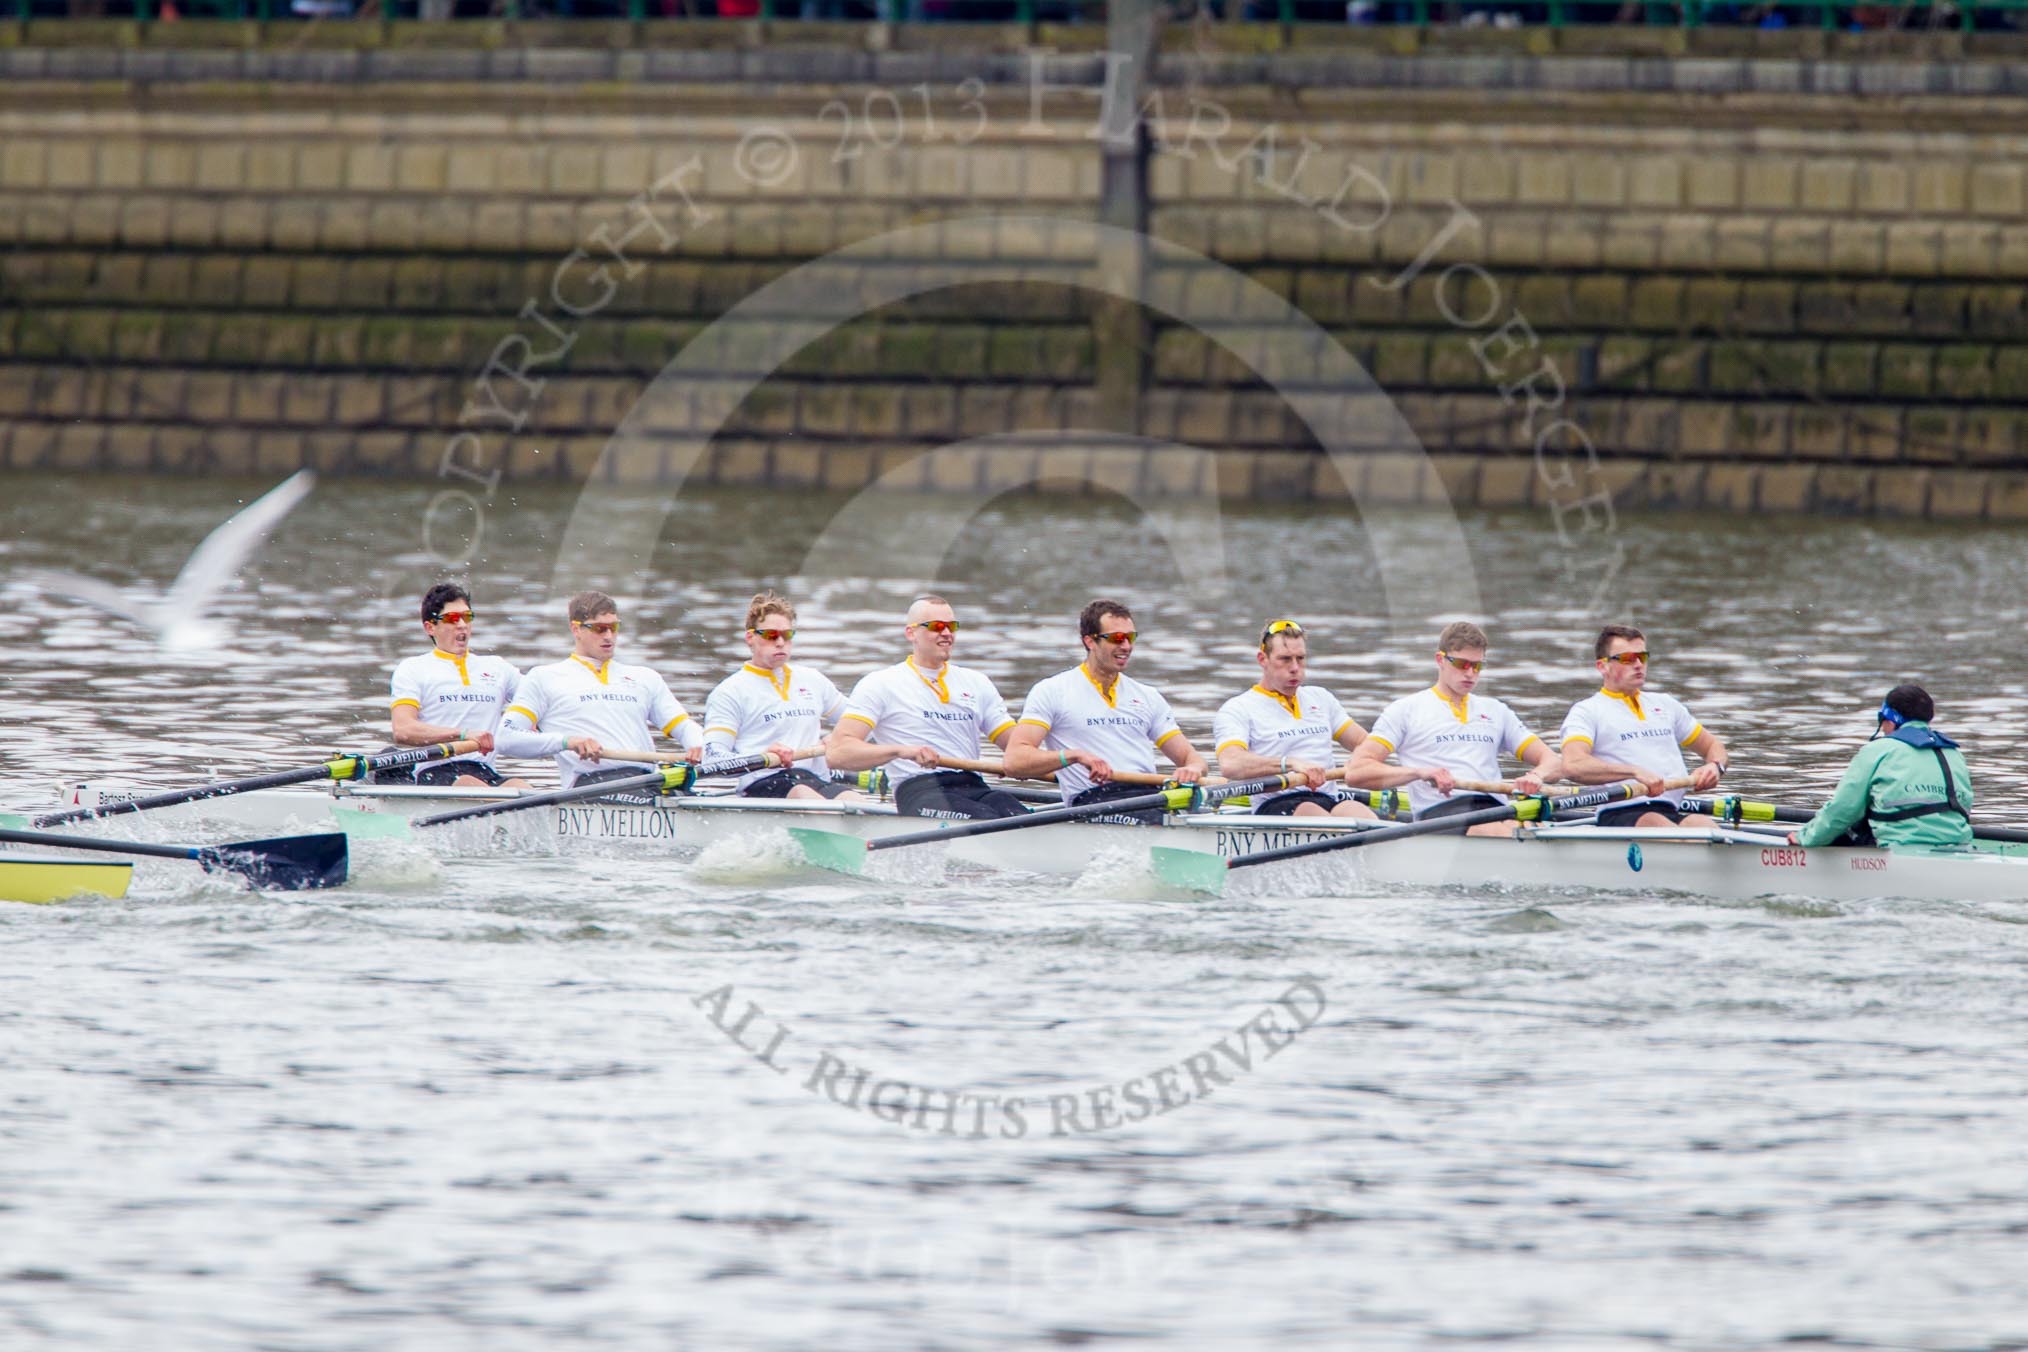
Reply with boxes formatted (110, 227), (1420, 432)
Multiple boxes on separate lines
(17, 782), (2028, 905)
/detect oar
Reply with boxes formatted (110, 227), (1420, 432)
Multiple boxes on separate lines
(371, 747), (822, 833)
(1683, 795), (2028, 845)
(32, 740), (485, 828)
(0, 826), (347, 892)
(1150, 782), (1661, 897)
(789, 773), (1302, 877)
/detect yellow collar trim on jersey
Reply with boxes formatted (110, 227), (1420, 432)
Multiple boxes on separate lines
(430, 648), (470, 685)
(1599, 687), (1646, 719)
(906, 656), (949, 704)
(572, 654), (611, 685)
(746, 662), (792, 699)
(1431, 685), (1469, 722)
(1081, 661), (1119, 708)
(1252, 683), (1302, 719)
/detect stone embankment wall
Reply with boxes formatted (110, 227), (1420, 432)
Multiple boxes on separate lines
(4, 22), (2028, 517)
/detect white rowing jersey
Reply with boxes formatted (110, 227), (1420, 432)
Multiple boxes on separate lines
(1559, 688), (1702, 808)
(703, 663), (846, 791)
(840, 658), (1014, 786)
(1213, 684), (1356, 805)
(497, 653), (702, 787)
(388, 649), (520, 771)
(1367, 686), (1542, 816)
(1018, 665), (1185, 802)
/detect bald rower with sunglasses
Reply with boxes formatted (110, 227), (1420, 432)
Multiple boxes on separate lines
(1558, 623), (1727, 828)
(1342, 620), (1560, 838)
(1211, 618), (1377, 819)
(825, 594), (1029, 820)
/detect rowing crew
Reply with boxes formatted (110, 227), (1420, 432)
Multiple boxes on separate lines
(386, 585), (1973, 849)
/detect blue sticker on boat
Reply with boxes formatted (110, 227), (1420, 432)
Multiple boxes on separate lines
(1627, 843), (1643, 872)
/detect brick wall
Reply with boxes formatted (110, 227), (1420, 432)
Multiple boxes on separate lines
(4, 26), (2028, 516)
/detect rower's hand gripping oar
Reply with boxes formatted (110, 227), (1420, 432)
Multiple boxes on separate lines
(789, 773), (1304, 877)
(1150, 781), (1668, 897)
(357, 747), (825, 833)
(32, 740), (486, 828)
(0, 826), (348, 892)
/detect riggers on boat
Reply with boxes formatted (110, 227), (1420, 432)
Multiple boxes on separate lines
(20, 782), (2028, 906)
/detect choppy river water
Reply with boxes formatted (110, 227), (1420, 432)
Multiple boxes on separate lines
(3, 471), (2028, 1350)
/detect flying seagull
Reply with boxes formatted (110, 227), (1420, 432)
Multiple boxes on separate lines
(26, 470), (317, 652)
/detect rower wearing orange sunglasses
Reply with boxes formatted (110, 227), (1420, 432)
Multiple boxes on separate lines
(1341, 620), (1562, 838)
(825, 594), (1029, 820)
(496, 589), (704, 791)
(1002, 598), (1210, 826)
(701, 591), (859, 802)
(1558, 624), (1728, 828)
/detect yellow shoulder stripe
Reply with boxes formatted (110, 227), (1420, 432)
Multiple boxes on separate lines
(1214, 738), (1249, 753)
(1154, 728), (1183, 748)
(1367, 734), (1396, 752)
(1562, 733), (1593, 746)
(987, 719), (1016, 740)
(1679, 723), (1704, 747)
(390, 699), (421, 710)
(506, 704), (538, 728)
(841, 712), (876, 727)
(1515, 733), (1541, 756)
(1017, 717), (1051, 729)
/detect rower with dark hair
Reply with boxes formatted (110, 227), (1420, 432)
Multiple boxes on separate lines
(387, 582), (530, 788)
(1788, 685), (1973, 850)
(496, 590), (703, 790)
(1341, 620), (1560, 838)
(1002, 598), (1208, 826)
(1559, 624), (1728, 828)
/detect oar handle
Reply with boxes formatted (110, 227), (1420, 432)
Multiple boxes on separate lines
(31, 739), (484, 828)
(598, 745), (825, 769)
(1224, 780), (1660, 871)
(863, 773), (1297, 853)
(935, 755), (1052, 779)
(1451, 777), (1690, 797)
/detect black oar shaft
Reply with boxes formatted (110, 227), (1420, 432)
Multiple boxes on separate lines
(412, 753), (770, 827)
(32, 742), (473, 828)
(0, 827), (204, 863)
(865, 774), (1296, 853)
(1225, 783), (1641, 872)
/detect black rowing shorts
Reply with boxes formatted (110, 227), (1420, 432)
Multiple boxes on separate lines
(570, 765), (669, 806)
(893, 769), (1028, 821)
(1068, 780), (1165, 827)
(1252, 789), (1343, 817)
(413, 759), (507, 787)
(742, 767), (855, 800)
(1596, 801), (1684, 828)
(1413, 792), (1505, 822)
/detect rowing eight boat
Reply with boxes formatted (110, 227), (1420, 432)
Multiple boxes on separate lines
(14, 782), (2026, 906)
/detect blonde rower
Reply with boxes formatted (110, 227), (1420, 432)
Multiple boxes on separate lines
(702, 592), (856, 801)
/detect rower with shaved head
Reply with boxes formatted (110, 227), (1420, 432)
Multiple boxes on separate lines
(495, 590), (703, 790)
(823, 594), (1028, 819)
(1558, 624), (1727, 828)
(1212, 618), (1377, 819)
(1002, 598), (1209, 826)
(1341, 621), (1561, 838)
